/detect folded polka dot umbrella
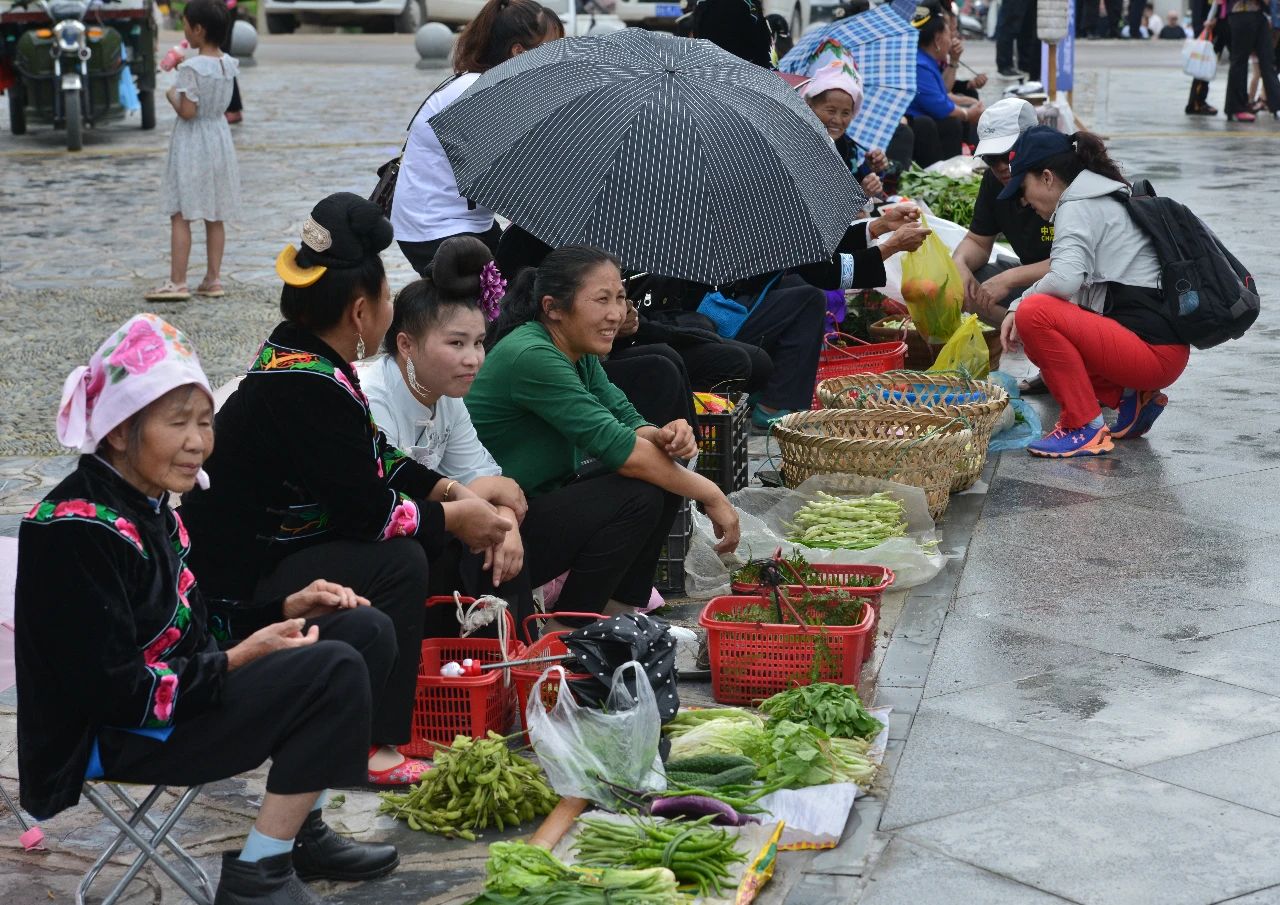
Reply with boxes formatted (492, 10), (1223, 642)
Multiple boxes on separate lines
(430, 27), (864, 286)
(561, 612), (681, 722)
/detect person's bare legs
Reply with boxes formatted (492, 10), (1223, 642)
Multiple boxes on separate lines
(170, 214), (192, 286)
(204, 220), (225, 285)
(253, 790), (322, 840)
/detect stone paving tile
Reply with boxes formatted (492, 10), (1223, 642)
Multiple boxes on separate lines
(1125, 621), (1280, 699)
(1123, 468), (1280, 535)
(899, 772), (1280, 905)
(1138, 732), (1280, 819)
(878, 707), (1121, 832)
(926, 655), (1280, 771)
(1220, 887), (1280, 904)
(858, 839), (1074, 905)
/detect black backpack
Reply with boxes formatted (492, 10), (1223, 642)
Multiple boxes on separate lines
(1120, 180), (1260, 349)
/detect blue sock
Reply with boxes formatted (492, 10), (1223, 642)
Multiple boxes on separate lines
(313, 790), (329, 811)
(239, 827), (294, 863)
(1086, 415), (1105, 429)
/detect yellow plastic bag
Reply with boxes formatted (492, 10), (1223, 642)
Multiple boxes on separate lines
(899, 213), (963, 343)
(929, 314), (990, 378)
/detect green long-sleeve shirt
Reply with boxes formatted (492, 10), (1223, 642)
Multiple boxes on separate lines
(466, 322), (650, 497)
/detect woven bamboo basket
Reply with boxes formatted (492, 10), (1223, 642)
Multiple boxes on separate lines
(815, 371), (1010, 492)
(771, 409), (973, 520)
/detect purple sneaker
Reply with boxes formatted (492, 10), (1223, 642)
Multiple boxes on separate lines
(1111, 390), (1168, 440)
(1028, 423), (1115, 458)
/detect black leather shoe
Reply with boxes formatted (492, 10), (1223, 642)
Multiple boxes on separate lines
(214, 851), (321, 905)
(291, 809), (399, 882)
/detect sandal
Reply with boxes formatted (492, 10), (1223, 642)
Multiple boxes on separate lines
(194, 279), (226, 298)
(366, 747), (431, 788)
(144, 281), (190, 301)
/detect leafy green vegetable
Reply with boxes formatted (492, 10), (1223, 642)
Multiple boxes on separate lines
(754, 720), (877, 790)
(759, 683), (884, 740)
(732, 551), (881, 588)
(324, 793), (345, 810)
(663, 707), (764, 738)
(898, 166), (982, 225)
(474, 842), (682, 904)
(666, 717), (768, 762)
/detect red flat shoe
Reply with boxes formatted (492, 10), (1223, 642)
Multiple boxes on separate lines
(366, 747), (431, 788)
(1228, 112), (1257, 123)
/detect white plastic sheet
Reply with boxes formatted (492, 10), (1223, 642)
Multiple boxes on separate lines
(685, 475), (944, 599)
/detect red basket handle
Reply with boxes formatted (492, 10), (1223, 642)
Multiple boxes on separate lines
(521, 611), (610, 645)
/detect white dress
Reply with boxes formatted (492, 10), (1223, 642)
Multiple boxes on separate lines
(161, 55), (242, 222)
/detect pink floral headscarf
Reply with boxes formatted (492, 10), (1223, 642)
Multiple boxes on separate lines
(57, 314), (215, 486)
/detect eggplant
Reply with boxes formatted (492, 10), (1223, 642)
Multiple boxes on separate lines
(648, 795), (758, 826)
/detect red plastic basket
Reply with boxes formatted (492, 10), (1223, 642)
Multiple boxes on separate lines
(811, 332), (908, 409)
(400, 596), (523, 759)
(731, 563), (895, 663)
(511, 612), (608, 736)
(699, 593), (874, 705)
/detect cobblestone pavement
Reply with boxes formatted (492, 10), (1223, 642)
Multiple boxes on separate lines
(3, 29), (1279, 905)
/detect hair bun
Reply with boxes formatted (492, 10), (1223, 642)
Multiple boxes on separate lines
(432, 235), (493, 300)
(347, 197), (394, 255)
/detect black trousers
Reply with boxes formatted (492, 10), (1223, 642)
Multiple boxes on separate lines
(98, 607), (394, 794)
(219, 26), (242, 114)
(908, 114), (963, 170)
(399, 222), (502, 277)
(679, 339), (773, 397)
(422, 538), (535, 640)
(1076, 0), (1098, 37)
(1225, 12), (1280, 115)
(522, 474), (679, 614)
(254, 538), (430, 746)
(735, 275), (827, 412)
(1126, 0), (1146, 39)
(603, 344), (699, 429)
(996, 0), (1040, 72)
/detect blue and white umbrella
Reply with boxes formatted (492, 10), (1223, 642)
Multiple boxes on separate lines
(779, 4), (919, 165)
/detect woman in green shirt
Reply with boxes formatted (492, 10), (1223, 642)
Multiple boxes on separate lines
(468, 246), (741, 625)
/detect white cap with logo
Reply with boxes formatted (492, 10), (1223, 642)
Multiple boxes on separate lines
(973, 98), (1039, 158)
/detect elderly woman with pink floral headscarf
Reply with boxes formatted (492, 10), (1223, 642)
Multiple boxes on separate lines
(15, 314), (404, 904)
(800, 60), (900, 199)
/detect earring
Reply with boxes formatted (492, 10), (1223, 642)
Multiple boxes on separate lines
(355, 333), (366, 361)
(405, 357), (431, 397)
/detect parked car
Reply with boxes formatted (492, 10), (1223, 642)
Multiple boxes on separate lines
(614, 0), (808, 37)
(261, 0), (482, 35)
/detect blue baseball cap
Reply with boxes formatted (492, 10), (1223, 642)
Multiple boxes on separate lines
(997, 126), (1073, 201)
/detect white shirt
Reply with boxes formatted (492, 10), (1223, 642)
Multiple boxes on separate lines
(390, 72), (495, 243)
(357, 354), (502, 485)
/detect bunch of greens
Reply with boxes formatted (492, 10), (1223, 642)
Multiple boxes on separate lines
(665, 709), (768, 762)
(574, 815), (747, 899)
(732, 552), (882, 589)
(754, 720), (877, 790)
(898, 166), (982, 225)
(759, 683), (884, 740)
(711, 591), (865, 628)
(470, 842), (683, 904)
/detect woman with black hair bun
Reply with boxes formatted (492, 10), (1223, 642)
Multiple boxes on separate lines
(469, 246), (741, 631)
(357, 236), (535, 635)
(181, 194), (513, 786)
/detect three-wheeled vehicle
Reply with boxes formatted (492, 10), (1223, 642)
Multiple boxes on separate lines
(0, 0), (156, 149)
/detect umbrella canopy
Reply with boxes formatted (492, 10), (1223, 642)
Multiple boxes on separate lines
(430, 28), (864, 285)
(562, 612), (680, 721)
(779, 4), (919, 166)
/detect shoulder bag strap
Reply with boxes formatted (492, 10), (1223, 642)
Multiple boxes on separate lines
(398, 73), (463, 152)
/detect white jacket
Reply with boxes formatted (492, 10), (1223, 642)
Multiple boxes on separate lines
(1013, 170), (1162, 312)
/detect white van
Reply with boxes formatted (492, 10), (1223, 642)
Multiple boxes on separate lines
(261, 0), (482, 35)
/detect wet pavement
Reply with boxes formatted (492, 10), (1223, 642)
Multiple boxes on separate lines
(2, 28), (1280, 905)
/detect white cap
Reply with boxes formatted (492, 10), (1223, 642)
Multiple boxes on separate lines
(973, 98), (1039, 157)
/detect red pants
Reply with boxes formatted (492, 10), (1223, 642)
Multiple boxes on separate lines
(1015, 294), (1190, 429)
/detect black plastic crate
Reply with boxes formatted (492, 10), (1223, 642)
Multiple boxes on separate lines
(695, 394), (749, 494)
(655, 499), (693, 596)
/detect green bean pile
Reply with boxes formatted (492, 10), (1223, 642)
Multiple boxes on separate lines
(377, 732), (558, 840)
(574, 815), (747, 899)
(786, 492), (907, 550)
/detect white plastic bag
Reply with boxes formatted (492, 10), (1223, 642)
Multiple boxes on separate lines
(526, 662), (665, 809)
(684, 474), (945, 598)
(1182, 36), (1217, 81)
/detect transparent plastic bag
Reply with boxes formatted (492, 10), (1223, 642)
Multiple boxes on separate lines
(525, 662), (665, 810)
(930, 313), (990, 378)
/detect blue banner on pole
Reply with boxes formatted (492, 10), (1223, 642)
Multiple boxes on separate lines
(1040, 1), (1076, 92)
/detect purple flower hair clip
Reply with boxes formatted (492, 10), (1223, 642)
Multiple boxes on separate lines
(479, 261), (507, 323)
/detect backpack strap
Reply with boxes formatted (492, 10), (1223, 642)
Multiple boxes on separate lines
(398, 73), (463, 152)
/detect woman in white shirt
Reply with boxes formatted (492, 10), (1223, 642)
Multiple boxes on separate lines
(391, 0), (564, 276)
(358, 236), (532, 633)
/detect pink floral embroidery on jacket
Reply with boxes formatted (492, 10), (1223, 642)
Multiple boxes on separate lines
(383, 498), (419, 539)
(152, 673), (178, 723)
(108, 320), (167, 375)
(177, 567), (196, 603)
(114, 518), (143, 550)
(144, 627), (182, 664)
(174, 511), (190, 549)
(53, 500), (97, 519)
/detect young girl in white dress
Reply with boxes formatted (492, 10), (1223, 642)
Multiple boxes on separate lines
(147, 0), (242, 302)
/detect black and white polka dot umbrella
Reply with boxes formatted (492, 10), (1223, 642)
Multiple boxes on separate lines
(562, 613), (681, 721)
(429, 27), (865, 286)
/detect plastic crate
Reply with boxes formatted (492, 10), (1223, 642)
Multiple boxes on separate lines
(811, 332), (908, 409)
(399, 597), (523, 759)
(698, 593), (873, 705)
(695, 395), (749, 494)
(731, 564), (895, 664)
(655, 499), (693, 595)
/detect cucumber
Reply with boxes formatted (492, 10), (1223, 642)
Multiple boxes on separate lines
(665, 755), (756, 775)
(699, 764), (760, 788)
